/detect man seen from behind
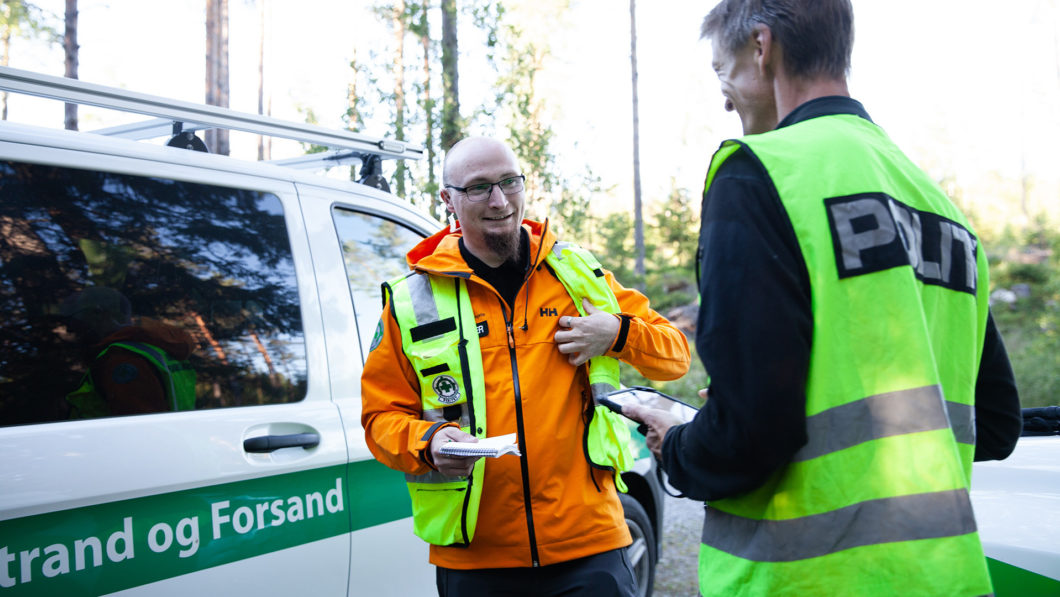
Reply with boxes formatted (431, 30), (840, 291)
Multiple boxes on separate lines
(624, 1), (1022, 595)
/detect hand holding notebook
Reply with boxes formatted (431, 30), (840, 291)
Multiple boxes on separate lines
(439, 432), (521, 458)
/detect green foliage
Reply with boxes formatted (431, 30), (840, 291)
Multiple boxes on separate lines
(652, 182), (699, 267)
(595, 211), (635, 282)
(985, 221), (1060, 408)
(468, 1), (505, 59)
(347, 0), (507, 219)
(490, 22), (559, 214)
(344, 53), (371, 132)
(349, 1), (708, 401)
(641, 181), (699, 311)
(548, 165), (597, 240)
(0, 0), (60, 44)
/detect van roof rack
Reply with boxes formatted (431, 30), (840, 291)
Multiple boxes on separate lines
(0, 65), (423, 170)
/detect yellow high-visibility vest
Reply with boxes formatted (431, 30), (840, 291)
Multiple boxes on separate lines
(385, 241), (633, 546)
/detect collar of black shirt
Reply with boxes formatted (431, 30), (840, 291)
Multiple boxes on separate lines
(776, 96), (873, 130)
(458, 228), (531, 307)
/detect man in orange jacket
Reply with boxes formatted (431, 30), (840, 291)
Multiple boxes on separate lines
(61, 286), (197, 417)
(361, 136), (690, 596)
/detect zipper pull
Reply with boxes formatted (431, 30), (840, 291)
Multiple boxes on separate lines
(506, 321), (515, 349)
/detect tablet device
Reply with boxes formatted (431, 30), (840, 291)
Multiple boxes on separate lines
(597, 386), (699, 425)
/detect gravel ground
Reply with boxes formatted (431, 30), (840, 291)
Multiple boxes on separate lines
(652, 494), (703, 597)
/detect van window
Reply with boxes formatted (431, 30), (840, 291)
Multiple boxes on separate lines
(332, 207), (424, 360)
(0, 161), (307, 426)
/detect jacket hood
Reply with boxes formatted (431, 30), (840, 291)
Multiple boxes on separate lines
(407, 219), (556, 275)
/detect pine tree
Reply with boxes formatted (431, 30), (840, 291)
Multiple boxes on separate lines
(205, 0), (230, 155)
(391, 0), (407, 198)
(629, 0), (645, 286)
(440, 0), (460, 152)
(256, 0), (267, 160)
(412, 0), (442, 219)
(63, 0), (77, 130)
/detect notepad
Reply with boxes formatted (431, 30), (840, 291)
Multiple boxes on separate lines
(438, 433), (521, 458)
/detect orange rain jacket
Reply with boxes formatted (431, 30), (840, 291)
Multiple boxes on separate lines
(361, 219), (690, 569)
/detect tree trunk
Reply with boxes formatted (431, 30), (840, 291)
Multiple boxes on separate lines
(420, 0), (439, 217)
(2, 24), (10, 120)
(256, 0), (265, 160)
(629, 0), (645, 285)
(205, 0), (230, 155)
(217, 0), (230, 155)
(205, 0), (217, 142)
(393, 0), (407, 197)
(64, 0), (78, 131)
(266, 95), (272, 158)
(347, 46), (360, 179)
(440, 0), (460, 152)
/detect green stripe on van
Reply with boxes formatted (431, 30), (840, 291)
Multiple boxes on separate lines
(348, 458), (413, 529)
(988, 557), (1060, 597)
(0, 460), (410, 596)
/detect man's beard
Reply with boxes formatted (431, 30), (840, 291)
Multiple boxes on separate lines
(484, 228), (522, 264)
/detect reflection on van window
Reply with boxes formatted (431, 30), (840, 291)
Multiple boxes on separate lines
(0, 161), (307, 426)
(332, 208), (424, 360)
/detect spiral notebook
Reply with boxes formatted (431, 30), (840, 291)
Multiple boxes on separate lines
(438, 433), (521, 458)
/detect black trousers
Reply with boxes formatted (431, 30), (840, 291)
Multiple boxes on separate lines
(436, 548), (637, 597)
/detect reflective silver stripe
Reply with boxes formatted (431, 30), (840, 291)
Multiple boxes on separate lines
(423, 404), (470, 429)
(407, 273), (439, 326)
(117, 341), (169, 367)
(406, 469), (465, 484)
(590, 382), (618, 403)
(551, 241), (570, 259)
(945, 400), (976, 446)
(701, 488), (977, 562)
(793, 385), (948, 462)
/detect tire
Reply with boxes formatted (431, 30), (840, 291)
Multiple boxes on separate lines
(620, 493), (657, 597)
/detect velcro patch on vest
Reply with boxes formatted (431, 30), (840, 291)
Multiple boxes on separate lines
(825, 192), (977, 295)
(410, 317), (457, 342)
(442, 404), (463, 422)
(420, 363), (450, 377)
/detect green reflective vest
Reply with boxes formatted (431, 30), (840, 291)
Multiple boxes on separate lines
(385, 241), (634, 547)
(698, 113), (993, 596)
(67, 341), (197, 418)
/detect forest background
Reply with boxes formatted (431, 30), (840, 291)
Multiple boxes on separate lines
(3, 0), (1059, 407)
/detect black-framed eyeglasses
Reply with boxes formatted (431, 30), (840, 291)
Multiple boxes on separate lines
(445, 175), (525, 202)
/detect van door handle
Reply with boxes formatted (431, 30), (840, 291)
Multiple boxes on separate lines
(243, 433), (320, 453)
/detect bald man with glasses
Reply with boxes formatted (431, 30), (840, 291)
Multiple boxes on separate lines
(361, 136), (690, 596)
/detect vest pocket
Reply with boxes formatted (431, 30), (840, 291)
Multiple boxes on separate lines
(409, 339), (470, 413)
(408, 480), (469, 545)
(585, 405), (634, 492)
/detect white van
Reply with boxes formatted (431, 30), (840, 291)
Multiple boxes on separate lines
(970, 411), (1060, 595)
(0, 67), (664, 597)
